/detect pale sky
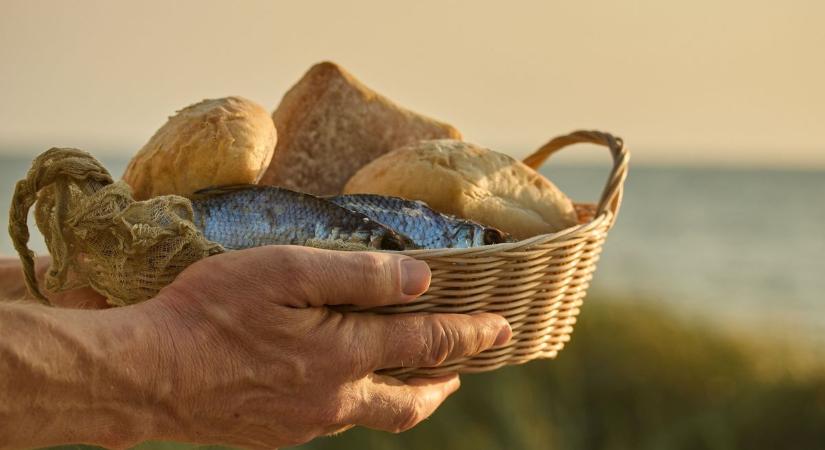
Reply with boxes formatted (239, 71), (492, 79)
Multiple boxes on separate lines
(1, 0), (823, 168)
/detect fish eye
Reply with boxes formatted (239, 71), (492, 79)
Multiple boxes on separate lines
(483, 228), (506, 245)
(380, 233), (406, 251)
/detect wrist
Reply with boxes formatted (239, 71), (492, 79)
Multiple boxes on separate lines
(36, 302), (186, 447)
(0, 302), (183, 449)
(92, 302), (187, 446)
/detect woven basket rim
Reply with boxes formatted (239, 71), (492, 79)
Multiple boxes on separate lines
(400, 211), (614, 257)
(372, 129), (629, 377)
(399, 129), (629, 257)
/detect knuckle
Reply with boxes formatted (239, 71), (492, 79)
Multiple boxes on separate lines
(277, 249), (307, 281)
(359, 251), (386, 269)
(386, 315), (429, 368)
(358, 252), (393, 286)
(467, 319), (489, 355)
(425, 319), (457, 366)
(277, 251), (319, 303)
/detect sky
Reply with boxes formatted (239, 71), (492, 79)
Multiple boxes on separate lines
(0, 0), (823, 168)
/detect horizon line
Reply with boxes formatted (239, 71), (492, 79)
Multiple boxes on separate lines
(1, 142), (823, 172)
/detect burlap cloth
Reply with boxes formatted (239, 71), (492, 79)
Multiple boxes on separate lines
(8, 148), (224, 306)
(8, 148), (377, 306)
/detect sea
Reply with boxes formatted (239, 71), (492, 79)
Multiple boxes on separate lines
(1, 156), (823, 343)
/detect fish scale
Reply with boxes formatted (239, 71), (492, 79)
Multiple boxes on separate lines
(191, 186), (411, 250)
(328, 194), (509, 248)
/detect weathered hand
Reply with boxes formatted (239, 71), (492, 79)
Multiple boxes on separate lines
(146, 246), (511, 449)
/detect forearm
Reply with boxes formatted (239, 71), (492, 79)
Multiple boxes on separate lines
(0, 302), (178, 449)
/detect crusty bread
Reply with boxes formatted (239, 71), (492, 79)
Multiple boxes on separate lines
(123, 96), (277, 200)
(344, 140), (578, 239)
(259, 61), (461, 196)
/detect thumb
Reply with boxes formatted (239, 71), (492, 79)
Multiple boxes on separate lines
(263, 246), (431, 308)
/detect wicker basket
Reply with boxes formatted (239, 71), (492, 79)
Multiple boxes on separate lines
(352, 130), (629, 378)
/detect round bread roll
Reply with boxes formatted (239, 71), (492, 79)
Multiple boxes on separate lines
(123, 96), (277, 200)
(344, 139), (578, 240)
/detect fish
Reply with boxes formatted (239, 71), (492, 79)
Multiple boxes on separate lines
(190, 185), (413, 251)
(328, 194), (510, 248)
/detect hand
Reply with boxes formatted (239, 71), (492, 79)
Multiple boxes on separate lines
(47, 286), (109, 309)
(145, 246), (511, 449)
(0, 256), (108, 308)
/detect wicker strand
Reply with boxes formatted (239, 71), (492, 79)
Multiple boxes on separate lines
(369, 130), (630, 378)
(9, 132), (629, 377)
(523, 130), (629, 218)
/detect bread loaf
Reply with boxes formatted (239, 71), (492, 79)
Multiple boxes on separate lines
(344, 140), (578, 239)
(123, 96), (277, 200)
(259, 62), (461, 196)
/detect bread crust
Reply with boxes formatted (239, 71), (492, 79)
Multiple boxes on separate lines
(344, 140), (578, 239)
(123, 96), (276, 200)
(259, 62), (461, 195)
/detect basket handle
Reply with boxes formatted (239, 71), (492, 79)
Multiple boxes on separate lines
(522, 130), (629, 218)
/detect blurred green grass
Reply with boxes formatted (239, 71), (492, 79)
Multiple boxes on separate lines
(48, 296), (825, 450)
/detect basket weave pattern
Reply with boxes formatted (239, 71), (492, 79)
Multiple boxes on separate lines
(355, 130), (629, 378)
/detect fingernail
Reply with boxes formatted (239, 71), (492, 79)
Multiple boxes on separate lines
(494, 323), (512, 347)
(401, 259), (431, 297)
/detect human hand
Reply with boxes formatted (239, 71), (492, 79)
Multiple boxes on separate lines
(0, 256), (108, 308)
(144, 246), (511, 449)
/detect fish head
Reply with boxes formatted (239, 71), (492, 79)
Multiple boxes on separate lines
(369, 229), (416, 251)
(469, 226), (509, 246)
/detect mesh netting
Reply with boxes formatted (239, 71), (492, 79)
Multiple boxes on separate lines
(8, 148), (224, 306)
